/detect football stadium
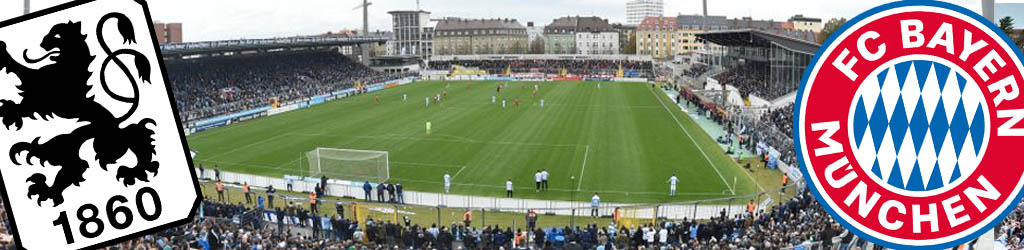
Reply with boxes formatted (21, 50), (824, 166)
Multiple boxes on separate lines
(2, 0), (1023, 249)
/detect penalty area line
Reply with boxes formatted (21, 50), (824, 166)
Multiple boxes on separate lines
(576, 145), (589, 191)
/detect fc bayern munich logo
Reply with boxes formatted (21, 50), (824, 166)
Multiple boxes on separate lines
(794, 1), (1024, 248)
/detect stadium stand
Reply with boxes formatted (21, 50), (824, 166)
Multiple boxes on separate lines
(696, 30), (816, 102)
(0, 186), (845, 250)
(750, 103), (797, 165)
(427, 59), (654, 78)
(168, 50), (412, 122)
(997, 201), (1024, 248)
(712, 62), (771, 99)
(680, 64), (710, 78)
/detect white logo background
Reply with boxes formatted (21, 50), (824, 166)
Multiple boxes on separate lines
(0, 0), (198, 249)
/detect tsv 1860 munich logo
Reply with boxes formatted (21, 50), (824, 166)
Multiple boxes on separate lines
(795, 1), (1024, 249)
(0, 0), (200, 249)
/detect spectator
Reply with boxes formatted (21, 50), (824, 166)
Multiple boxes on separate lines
(362, 181), (372, 201)
(215, 180), (225, 202)
(266, 185), (276, 208)
(168, 50), (413, 123)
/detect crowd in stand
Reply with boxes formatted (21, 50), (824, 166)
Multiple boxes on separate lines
(427, 60), (654, 78)
(712, 62), (795, 101)
(712, 63), (768, 99)
(0, 183), (859, 250)
(997, 200), (1024, 248)
(746, 103), (797, 165)
(681, 64), (709, 78)
(168, 50), (412, 122)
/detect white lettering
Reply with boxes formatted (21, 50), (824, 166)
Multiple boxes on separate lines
(964, 176), (1001, 213)
(926, 22), (955, 55)
(878, 200), (906, 230)
(858, 31), (886, 61)
(832, 49), (859, 81)
(912, 203), (939, 233)
(988, 76), (1020, 107)
(974, 50), (1007, 81)
(811, 121), (843, 156)
(960, 30), (989, 61)
(941, 195), (970, 228)
(824, 157), (857, 188)
(901, 19), (925, 48)
(997, 109), (1024, 136)
(844, 181), (881, 218)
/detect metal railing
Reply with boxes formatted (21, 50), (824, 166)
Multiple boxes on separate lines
(199, 169), (802, 228)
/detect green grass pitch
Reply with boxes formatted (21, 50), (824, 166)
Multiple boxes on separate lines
(186, 80), (762, 203)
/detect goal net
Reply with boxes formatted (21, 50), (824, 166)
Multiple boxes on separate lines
(305, 148), (389, 183)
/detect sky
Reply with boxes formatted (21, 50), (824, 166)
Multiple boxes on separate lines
(996, 2), (1024, 24)
(0, 0), (1008, 42)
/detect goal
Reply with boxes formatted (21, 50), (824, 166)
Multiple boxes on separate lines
(304, 148), (389, 183)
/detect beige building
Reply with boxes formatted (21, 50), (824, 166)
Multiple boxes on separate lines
(788, 14), (823, 32)
(674, 15), (728, 55)
(636, 17), (676, 59)
(433, 18), (528, 55)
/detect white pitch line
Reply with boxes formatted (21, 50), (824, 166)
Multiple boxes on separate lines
(648, 87), (750, 193)
(450, 165), (468, 181)
(389, 178), (726, 196)
(576, 145), (590, 191)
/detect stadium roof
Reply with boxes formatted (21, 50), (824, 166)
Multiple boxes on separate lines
(159, 36), (388, 57)
(696, 29), (819, 55)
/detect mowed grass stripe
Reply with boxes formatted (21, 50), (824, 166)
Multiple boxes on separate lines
(186, 81), (752, 203)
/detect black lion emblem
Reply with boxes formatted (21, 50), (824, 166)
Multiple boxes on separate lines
(0, 14), (158, 206)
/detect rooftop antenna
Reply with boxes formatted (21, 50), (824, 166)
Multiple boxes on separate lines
(417, 0), (421, 11)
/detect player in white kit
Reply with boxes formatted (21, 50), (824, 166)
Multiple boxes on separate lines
(541, 169), (549, 190)
(534, 170), (542, 192)
(444, 172), (451, 193)
(667, 174), (679, 196)
(505, 179), (514, 197)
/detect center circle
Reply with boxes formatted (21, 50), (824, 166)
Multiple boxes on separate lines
(847, 55), (990, 196)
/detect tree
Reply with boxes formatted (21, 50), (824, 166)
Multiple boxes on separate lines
(1018, 31), (1024, 51)
(623, 33), (637, 54)
(999, 16), (1016, 38)
(510, 41), (523, 54)
(529, 38), (544, 54)
(817, 18), (848, 43)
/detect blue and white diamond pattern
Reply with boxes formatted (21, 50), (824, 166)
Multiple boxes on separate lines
(850, 57), (988, 193)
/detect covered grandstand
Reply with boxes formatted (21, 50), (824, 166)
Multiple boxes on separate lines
(428, 54), (655, 79)
(696, 29), (819, 103)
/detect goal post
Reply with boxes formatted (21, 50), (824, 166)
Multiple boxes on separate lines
(305, 147), (390, 183)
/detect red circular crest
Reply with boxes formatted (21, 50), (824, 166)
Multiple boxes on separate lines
(794, 1), (1024, 248)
